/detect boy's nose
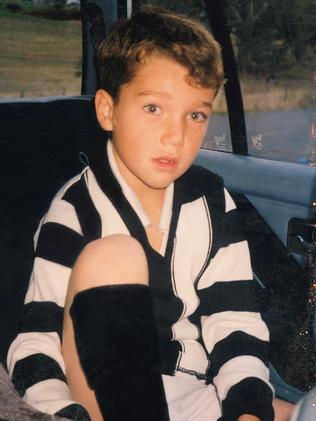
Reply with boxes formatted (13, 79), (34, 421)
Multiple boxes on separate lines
(161, 121), (185, 147)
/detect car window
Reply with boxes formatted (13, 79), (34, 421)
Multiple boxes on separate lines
(0, 0), (82, 98)
(226, 0), (316, 165)
(139, 1), (316, 164)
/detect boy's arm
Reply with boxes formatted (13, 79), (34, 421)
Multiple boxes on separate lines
(199, 189), (274, 421)
(7, 186), (90, 420)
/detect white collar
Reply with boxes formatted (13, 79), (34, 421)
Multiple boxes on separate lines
(107, 141), (174, 233)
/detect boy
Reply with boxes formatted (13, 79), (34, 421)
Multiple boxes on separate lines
(7, 7), (274, 421)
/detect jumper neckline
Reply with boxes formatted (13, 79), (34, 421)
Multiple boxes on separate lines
(88, 139), (179, 260)
(106, 141), (174, 257)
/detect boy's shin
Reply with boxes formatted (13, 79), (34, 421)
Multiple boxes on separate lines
(70, 284), (170, 421)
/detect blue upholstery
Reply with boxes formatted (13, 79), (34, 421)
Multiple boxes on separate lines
(196, 149), (316, 246)
(296, 386), (316, 420)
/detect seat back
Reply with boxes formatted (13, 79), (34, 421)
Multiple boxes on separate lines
(0, 95), (105, 364)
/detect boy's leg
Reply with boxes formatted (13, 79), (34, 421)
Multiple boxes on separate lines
(269, 364), (302, 421)
(273, 398), (294, 421)
(63, 234), (170, 421)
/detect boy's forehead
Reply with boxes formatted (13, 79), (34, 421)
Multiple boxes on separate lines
(129, 52), (204, 90)
(123, 54), (214, 104)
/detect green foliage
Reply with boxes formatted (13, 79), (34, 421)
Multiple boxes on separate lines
(140, 0), (316, 77)
(138, 0), (207, 22)
(2, 0), (80, 20)
(3, 0), (315, 78)
(226, 0), (316, 76)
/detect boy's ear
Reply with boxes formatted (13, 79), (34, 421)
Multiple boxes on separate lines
(95, 89), (114, 131)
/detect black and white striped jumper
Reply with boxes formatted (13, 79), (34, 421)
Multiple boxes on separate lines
(7, 140), (273, 420)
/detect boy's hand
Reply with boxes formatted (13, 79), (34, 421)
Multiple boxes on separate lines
(237, 415), (261, 421)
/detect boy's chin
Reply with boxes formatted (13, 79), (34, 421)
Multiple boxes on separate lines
(143, 179), (174, 191)
(147, 182), (171, 191)
(140, 166), (190, 191)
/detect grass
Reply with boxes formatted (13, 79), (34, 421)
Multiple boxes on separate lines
(213, 72), (314, 114)
(0, 4), (82, 97)
(0, 3), (315, 109)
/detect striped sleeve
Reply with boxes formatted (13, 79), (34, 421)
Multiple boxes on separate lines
(199, 189), (274, 421)
(7, 173), (91, 420)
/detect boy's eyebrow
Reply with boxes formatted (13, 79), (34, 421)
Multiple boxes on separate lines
(137, 90), (213, 109)
(201, 101), (213, 109)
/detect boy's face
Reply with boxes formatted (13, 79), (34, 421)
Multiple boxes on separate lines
(96, 53), (215, 197)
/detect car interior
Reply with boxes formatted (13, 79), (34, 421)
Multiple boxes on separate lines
(0, 0), (315, 419)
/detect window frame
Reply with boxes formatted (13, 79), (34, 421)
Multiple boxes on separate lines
(203, 0), (248, 155)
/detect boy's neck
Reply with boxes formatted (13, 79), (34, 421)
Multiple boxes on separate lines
(139, 187), (166, 225)
(107, 140), (167, 224)
(107, 141), (169, 253)
(121, 173), (166, 229)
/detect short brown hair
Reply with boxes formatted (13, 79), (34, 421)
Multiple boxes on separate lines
(97, 6), (224, 100)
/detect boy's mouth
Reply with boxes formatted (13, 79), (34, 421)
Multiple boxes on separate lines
(152, 156), (178, 169)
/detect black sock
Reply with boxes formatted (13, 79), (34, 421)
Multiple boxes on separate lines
(70, 284), (170, 421)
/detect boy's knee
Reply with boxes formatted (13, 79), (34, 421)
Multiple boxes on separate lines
(72, 234), (149, 290)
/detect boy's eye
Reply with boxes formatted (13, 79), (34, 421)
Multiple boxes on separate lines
(190, 112), (208, 122)
(144, 104), (160, 114)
